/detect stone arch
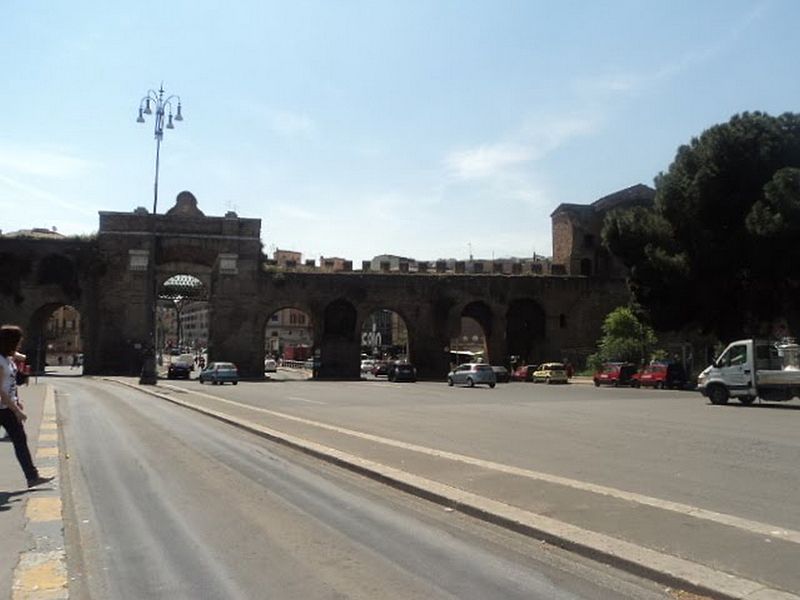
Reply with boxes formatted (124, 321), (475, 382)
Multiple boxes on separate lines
(37, 254), (80, 297)
(158, 274), (209, 356)
(506, 298), (546, 364)
(449, 300), (493, 364)
(263, 305), (315, 365)
(24, 302), (85, 375)
(358, 307), (412, 362)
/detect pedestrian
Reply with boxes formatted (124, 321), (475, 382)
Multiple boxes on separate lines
(0, 325), (53, 488)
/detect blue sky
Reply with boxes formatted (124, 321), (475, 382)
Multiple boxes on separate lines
(1, 1), (797, 265)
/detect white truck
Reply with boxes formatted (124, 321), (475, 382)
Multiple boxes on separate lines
(697, 338), (800, 405)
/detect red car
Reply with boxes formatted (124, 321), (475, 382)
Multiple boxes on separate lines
(511, 364), (538, 382)
(631, 363), (688, 389)
(593, 362), (637, 387)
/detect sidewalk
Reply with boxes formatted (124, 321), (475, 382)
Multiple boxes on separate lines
(114, 378), (799, 600)
(0, 382), (63, 600)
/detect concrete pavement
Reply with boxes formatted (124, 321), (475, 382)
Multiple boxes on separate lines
(113, 377), (798, 600)
(0, 382), (67, 600)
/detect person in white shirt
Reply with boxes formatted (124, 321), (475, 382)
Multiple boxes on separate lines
(0, 325), (52, 488)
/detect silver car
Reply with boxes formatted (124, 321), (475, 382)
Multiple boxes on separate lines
(447, 363), (496, 388)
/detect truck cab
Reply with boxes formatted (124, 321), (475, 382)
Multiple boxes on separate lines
(698, 338), (800, 405)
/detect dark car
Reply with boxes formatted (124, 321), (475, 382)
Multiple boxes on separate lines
(511, 364), (538, 382)
(371, 361), (390, 376)
(388, 362), (417, 382)
(632, 363), (688, 389)
(593, 362), (637, 387)
(167, 354), (195, 379)
(491, 366), (510, 383)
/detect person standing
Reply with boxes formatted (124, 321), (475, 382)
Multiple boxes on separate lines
(0, 325), (52, 488)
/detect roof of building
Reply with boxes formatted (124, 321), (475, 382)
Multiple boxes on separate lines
(550, 183), (656, 217)
(1, 227), (66, 239)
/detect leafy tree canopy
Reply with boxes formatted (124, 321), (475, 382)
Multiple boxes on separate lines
(603, 111), (800, 340)
(587, 306), (656, 370)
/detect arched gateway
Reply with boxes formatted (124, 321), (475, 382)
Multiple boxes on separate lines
(0, 193), (630, 380)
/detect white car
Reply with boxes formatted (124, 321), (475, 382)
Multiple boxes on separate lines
(264, 358), (278, 373)
(360, 359), (375, 372)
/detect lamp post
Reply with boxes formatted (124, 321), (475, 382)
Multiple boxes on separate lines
(136, 84), (184, 384)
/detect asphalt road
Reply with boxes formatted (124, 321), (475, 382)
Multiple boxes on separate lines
(163, 375), (800, 534)
(52, 377), (675, 600)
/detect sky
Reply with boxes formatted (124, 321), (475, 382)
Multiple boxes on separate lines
(1, 0), (798, 265)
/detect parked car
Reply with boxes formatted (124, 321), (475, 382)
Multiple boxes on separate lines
(360, 359), (375, 373)
(264, 358), (277, 373)
(388, 362), (417, 382)
(491, 366), (510, 383)
(532, 362), (568, 384)
(199, 362), (239, 385)
(447, 363), (496, 388)
(631, 363), (688, 389)
(511, 364), (538, 382)
(371, 361), (390, 376)
(593, 362), (637, 387)
(167, 354), (195, 379)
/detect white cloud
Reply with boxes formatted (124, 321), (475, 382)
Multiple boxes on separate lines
(268, 110), (316, 137)
(444, 143), (532, 179)
(0, 145), (94, 178)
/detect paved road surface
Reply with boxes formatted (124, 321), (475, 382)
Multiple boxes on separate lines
(52, 377), (673, 600)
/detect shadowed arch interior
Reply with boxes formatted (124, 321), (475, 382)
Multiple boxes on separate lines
(506, 299), (545, 363)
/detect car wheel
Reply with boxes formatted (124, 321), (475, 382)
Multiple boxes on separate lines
(708, 384), (729, 405)
(546, 377), (551, 385)
(467, 377), (475, 388)
(447, 377), (454, 387)
(233, 381), (238, 385)
(655, 381), (662, 390)
(594, 379), (600, 387)
(489, 382), (496, 389)
(199, 379), (204, 384)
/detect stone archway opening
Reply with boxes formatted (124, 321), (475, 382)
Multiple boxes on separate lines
(158, 274), (208, 364)
(26, 303), (83, 376)
(448, 301), (491, 367)
(506, 298), (546, 365)
(361, 309), (410, 366)
(264, 307), (315, 378)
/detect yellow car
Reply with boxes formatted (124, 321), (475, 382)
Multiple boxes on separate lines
(532, 362), (568, 384)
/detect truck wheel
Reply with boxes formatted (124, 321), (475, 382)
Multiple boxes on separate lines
(738, 395), (756, 405)
(708, 385), (729, 405)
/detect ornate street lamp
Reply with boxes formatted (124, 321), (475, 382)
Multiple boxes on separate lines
(136, 84), (185, 384)
(137, 84), (184, 214)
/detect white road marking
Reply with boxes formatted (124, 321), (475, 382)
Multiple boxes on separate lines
(286, 396), (326, 405)
(145, 382), (800, 545)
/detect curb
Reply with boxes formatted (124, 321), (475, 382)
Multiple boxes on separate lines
(111, 379), (797, 600)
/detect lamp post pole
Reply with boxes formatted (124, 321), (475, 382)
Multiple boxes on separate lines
(136, 84), (184, 384)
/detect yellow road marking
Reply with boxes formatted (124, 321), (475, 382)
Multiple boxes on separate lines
(13, 552), (67, 599)
(38, 466), (56, 478)
(39, 423), (57, 431)
(35, 447), (58, 459)
(25, 498), (62, 522)
(38, 433), (58, 442)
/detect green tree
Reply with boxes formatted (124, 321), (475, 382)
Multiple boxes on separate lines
(588, 306), (656, 369)
(603, 112), (800, 340)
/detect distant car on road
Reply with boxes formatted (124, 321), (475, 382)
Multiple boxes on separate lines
(360, 359), (376, 373)
(631, 363), (688, 389)
(593, 362), (637, 387)
(388, 362), (417, 382)
(167, 354), (195, 379)
(447, 363), (496, 388)
(371, 361), (390, 377)
(199, 362), (239, 385)
(532, 362), (568, 384)
(511, 364), (538, 382)
(264, 358), (277, 373)
(491, 366), (510, 383)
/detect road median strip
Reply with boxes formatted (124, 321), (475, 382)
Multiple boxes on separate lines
(110, 378), (799, 600)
